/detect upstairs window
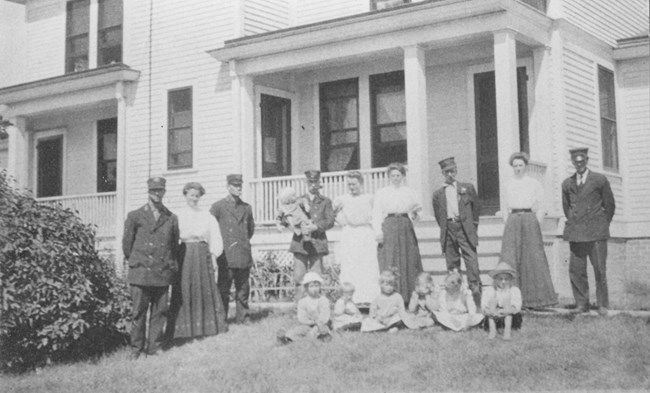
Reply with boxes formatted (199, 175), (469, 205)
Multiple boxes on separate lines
(598, 66), (618, 170)
(319, 78), (360, 172)
(66, 0), (90, 73)
(97, 118), (117, 192)
(371, 70), (406, 167)
(168, 88), (193, 170)
(98, 0), (123, 66)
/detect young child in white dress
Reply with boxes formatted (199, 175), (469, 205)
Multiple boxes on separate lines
(361, 271), (414, 332)
(277, 272), (332, 343)
(332, 282), (363, 331)
(481, 261), (523, 340)
(433, 271), (484, 331)
(407, 272), (439, 328)
(275, 186), (313, 242)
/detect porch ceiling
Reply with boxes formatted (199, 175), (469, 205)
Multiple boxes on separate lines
(209, 0), (551, 75)
(0, 64), (140, 118)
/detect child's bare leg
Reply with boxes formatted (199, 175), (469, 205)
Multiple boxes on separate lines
(488, 318), (497, 339)
(503, 315), (512, 340)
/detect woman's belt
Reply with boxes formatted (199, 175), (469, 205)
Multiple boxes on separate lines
(183, 237), (206, 243)
(511, 208), (533, 213)
(386, 213), (409, 218)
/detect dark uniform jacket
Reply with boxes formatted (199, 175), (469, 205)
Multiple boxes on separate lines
(432, 182), (480, 248)
(562, 170), (615, 242)
(210, 195), (255, 269)
(288, 192), (335, 256)
(122, 203), (180, 286)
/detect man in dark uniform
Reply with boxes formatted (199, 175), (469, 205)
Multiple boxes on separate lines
(562, 147), (615, 316)
(432, 157), (482, 307)
(281, 170), (335, 301)
(122, 177), (179, 358)
(210, 174), (255, 324)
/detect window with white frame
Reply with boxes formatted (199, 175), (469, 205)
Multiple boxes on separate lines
(370, 70), (406, 167)
(97, 117), (117, 192)
(66, 0), (90, 73)
(598, 66), (618, 170)
(98, 0), (123, 66)
(319, 78), (360, 172)
(168, 87), (193, 170)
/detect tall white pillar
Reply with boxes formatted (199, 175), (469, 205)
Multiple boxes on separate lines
(493, 30), (520, 215)
(88, 0), (99, 69)
(114, 82), (127, 274)
(230, 61), (255, 195)
(403, 45), (431, 216)
(7, 116), (29, 190)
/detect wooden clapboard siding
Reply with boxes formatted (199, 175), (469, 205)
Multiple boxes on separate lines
(243, 0), (290, 35)
(122, 0), (237, 213)
(562, 0), (648, 46)
(24, 0), (66, 82)
(619, 58), (650, 222)
(294, 0), (369, 26)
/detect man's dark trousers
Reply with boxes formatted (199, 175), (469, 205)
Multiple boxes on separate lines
(218, 266), (250, 323)
(129, 284), (169, 355)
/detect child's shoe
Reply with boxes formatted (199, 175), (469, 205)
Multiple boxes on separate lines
(318, 333), (333, 343)
(276, 329), (290, 345)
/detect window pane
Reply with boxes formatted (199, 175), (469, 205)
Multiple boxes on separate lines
(170, 89), (192, 113)
(99, 0), (123, 29)
(601, 118), (618, 168)
(99, 27), (121, 48)
(171, 152), (192, 168)
(99, 43), (122, 65)
(330, 130), (358, 146)
(320, 79), (359, 171)
(379, 124), (406, 143)
(371, 70), (406, 167)
(67, 0), (89, 36)
(599, 68), (616, 119)
(171, 111), (191, 128)
(68, 35), (89, 56)
(102, 133), (117, 160)
(170, 128), (192, 152)
(376, 90), (405, 124)
(325, 98), (358, 130)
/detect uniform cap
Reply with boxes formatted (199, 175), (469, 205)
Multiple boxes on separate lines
(304, 170), (321, 181)
(438, 157), (457, 171)
(569, 147), (589, 160)
(227, 174), (243, 185)
(147, 177), (166, 191)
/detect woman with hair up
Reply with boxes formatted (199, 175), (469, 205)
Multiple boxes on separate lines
(371, 163), (423, 303)
(333, 171), (380, 305)
(170, 182), (228, 342)
(500, 152), (557, 309)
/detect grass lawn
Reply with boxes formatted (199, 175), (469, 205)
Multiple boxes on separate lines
(1, 309), (649, 393)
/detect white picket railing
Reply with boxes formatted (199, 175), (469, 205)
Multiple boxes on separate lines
(249, 167), (392, 224)
(37, 192), (116, 237)
(527, 160), (547, 184)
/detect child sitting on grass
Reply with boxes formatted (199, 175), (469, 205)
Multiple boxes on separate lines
(481, 261), (523, 340)
(332, 282), (363, 331)
(433, 270), (484, 332)
(277, 272), (332, 344)
(275, 186), (313, 242)
(407, 272), (439, 328)
(361, 270), (413, 332)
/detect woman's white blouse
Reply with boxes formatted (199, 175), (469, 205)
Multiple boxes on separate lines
(371, 185), (422, 236)
(504, 175), (545, 221)
(177, 207), (223, 257)
(334, 193), (373, 227)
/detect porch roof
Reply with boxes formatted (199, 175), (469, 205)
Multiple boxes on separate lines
(209, 0), (551, 75)
(0, 64), (140, 118)
(613, 33), (650, 61)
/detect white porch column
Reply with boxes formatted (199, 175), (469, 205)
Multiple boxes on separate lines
(403, 45), (431, 216)
(230, 61), (255, 194)
(493, 30), (520, 215)
(114, 82), (127, 274)
(88, 0), (98, 69)
(6, 116), (29, 190)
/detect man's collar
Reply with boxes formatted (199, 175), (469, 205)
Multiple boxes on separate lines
(227, 194), (241, 204)
(444, 181), (457, 188)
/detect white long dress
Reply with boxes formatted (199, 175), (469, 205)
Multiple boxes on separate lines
(334, 193), (380, 304)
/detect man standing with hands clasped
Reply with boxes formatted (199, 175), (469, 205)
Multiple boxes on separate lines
(122, 177), (179, 359)
(211, 174), (255, 324)
(432, 157), (482, 308)
(562, 147), (615, 316)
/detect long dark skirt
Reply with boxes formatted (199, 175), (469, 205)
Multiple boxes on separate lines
(500, 212), (557, 308)
(173, 242), (228, 338)
(378, 215), (423, 301)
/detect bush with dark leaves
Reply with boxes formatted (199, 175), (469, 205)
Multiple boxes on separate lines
(0, 170), (130, 373)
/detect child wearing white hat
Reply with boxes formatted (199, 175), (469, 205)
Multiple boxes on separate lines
(277, 272), (332, 343)
(481, 261), (523, 340)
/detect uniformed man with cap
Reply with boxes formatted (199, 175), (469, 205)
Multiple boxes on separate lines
(279, 170), (335, 301)
(432, 157), (482, 308)
(210, 174), (255, 323)
(561, 147), (615, 316)
(122, 176), (180, 358)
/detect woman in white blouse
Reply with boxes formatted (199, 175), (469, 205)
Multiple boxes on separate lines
(334, 171), (380, 304)
(500, 152), (557, 309)
(372, 163), (423, 302)
(171, 182), (228, 340)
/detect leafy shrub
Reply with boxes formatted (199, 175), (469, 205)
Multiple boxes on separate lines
(0, 171), (130, 373)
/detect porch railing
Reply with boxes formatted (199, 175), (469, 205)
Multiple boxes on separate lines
(527, 160), (547, 184)
(37, 192), (116, 237)
(249, 167), (391, 224)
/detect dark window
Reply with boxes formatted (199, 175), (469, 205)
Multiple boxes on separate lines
(598, 66), (618, 170)
(371, 0), (411, 11)
(98, 0), (123, 66)
(65, 0), (90, 73)
(97, 118), (117, 192)
(370, 70), (406, 167)
(168, 87), (193, 169)
(319, 79), (359, 172)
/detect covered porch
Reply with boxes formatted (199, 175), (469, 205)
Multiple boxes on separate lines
(0, 64), (139, 240)
(211, 0), (557, 222)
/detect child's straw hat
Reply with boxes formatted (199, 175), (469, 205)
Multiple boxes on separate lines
(302, 272), (324, 286)
(488, 261), (517, 279)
